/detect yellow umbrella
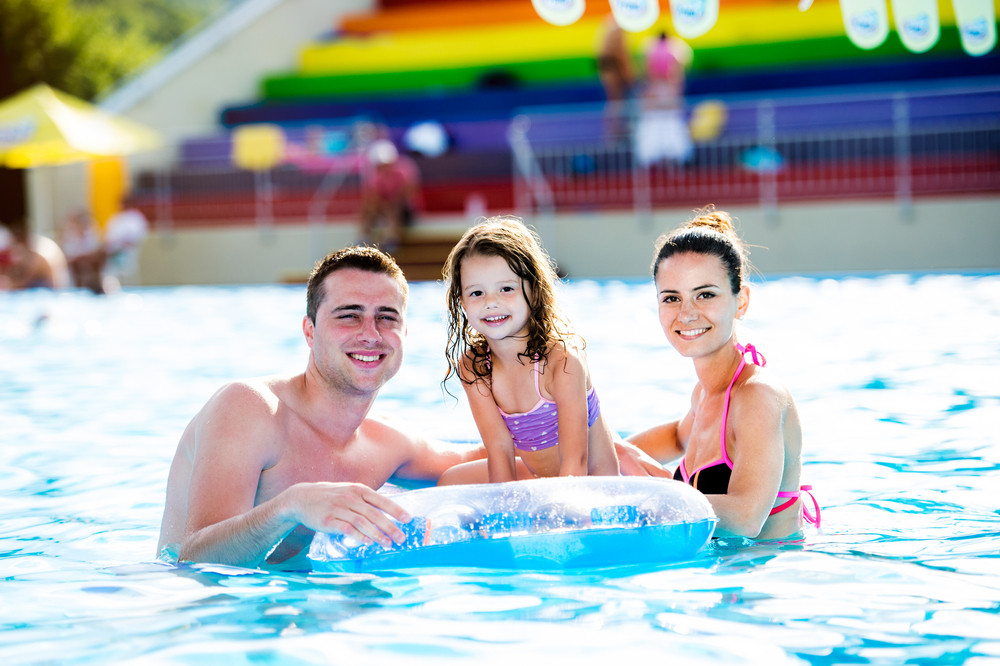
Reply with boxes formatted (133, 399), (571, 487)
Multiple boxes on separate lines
(0, 84), (161, 168)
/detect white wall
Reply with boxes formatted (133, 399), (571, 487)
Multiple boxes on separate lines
(541, 197), (1000, 278)
(138, 220), (360, 285)
(135, 197), (1000, 285)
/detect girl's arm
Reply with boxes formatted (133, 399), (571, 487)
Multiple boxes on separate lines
(705, 382), (786, 538)
(546, 346), (592, 477)
(459, 356), (519, 483)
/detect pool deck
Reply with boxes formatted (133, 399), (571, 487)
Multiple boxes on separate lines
(135, 195), (1000, 285)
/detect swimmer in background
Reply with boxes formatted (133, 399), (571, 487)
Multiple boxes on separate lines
(437, 216), (620, 484)
(624, 206), (819, 539)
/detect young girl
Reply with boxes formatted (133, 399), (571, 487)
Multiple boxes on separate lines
(625, 206), (819, 539)
(438, 216), (620, 484)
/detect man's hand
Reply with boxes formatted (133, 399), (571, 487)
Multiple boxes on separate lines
(287, 482), (412, 548)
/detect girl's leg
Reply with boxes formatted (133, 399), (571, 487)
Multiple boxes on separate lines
(437, 459), (535, 486)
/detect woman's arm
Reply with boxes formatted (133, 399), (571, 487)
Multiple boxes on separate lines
(626, 421), (684, 463)
(706, 382), (786, 538)
(625, 385), (695, 463)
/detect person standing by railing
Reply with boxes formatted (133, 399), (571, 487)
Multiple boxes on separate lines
(634, 30), (694, 166)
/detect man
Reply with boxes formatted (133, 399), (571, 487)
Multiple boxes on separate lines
(157, 246), (483, 567)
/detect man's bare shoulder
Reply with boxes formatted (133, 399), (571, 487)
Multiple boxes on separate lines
(188, 375), (302, 459)
(203, 375), (298, 413)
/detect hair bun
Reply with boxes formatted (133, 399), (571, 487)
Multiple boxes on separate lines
(686, 205), (736, 237)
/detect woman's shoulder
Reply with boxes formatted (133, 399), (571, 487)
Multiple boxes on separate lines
(736, 365), (795, 415)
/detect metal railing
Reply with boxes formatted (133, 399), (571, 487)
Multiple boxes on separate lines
(129, 84), (1000, 230)
(509, 84), (1000, 220)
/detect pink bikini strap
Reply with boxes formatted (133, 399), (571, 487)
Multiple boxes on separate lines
(769, 485), (821, 528)
(532, 357), (543, 400)
(799, 485), (821, 528)
(720, 342), (766, 467)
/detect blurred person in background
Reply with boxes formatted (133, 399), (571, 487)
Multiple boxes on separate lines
(60, 209), (105, 293)
(0, 223), (70, 291)
(359, 139), (421, 253)
(596, 13), (635, 142)
(101, 205), (149, 292)
(634, 30), (693, 166)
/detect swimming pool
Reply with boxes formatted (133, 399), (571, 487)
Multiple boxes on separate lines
(2, 273), (998, 664)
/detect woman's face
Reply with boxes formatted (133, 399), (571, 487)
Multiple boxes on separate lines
(654, 251), (748, 358)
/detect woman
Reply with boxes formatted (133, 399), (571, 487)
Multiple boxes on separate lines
(627, 206), (819, 539)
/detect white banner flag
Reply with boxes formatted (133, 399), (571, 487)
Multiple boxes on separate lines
(891, 0), (940, 52)
(531, 0), (587, 26)
(952, 0), (997, 56)
(609, 0), (662, 33)
(669, 0), (719, 38)
(840, 0), (890, 49)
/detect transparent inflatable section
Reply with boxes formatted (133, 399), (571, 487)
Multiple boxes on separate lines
(309, 477), (717, 571)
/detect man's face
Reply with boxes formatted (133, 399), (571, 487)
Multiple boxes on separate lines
(304, 268), (407, 396)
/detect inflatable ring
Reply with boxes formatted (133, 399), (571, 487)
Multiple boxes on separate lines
(309, 477), (717, 572)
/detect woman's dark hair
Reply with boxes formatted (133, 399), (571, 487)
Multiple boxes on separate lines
(652, 205), (749, 294)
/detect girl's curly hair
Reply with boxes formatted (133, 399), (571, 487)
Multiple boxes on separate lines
(442, 216), (581, 390)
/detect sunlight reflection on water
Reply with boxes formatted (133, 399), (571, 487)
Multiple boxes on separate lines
(1, 273), (998, 664)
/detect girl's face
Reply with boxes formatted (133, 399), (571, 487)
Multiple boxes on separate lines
(459, 253), (532, 343)
(654, 251), (748, 358)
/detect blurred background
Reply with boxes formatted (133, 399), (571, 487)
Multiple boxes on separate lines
(1, 0), (997, 288)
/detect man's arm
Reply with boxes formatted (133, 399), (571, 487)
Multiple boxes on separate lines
(181, 480), (411, 567)
(173, 382), (288, 565)
(172, 383), (411, 567)
(377, 417), (487, 483)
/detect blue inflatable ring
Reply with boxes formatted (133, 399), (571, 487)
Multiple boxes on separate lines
(309, 477), (717, 571)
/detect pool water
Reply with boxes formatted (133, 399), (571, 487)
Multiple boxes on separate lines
(1, 274), (998, 664)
